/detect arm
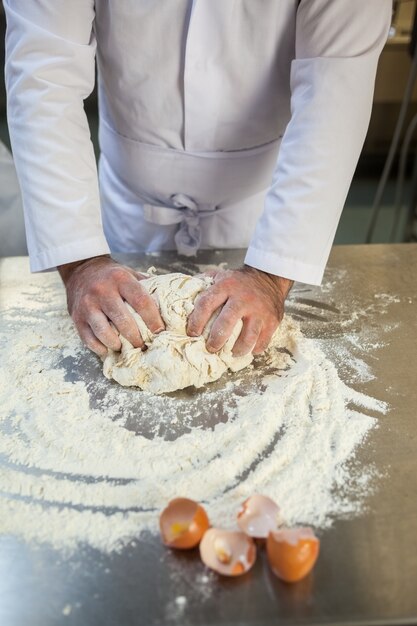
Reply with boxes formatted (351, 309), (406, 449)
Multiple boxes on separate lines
(4, 1), (163, 354)
(189, 0), (391, 354)
(244, 0), (392, 285)
(4, 0), (109, 271)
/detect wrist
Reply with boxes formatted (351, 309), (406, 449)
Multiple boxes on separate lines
(242, 265), (293, 298)
(265, 273), (293, 299)
(58, 255), (112, 285)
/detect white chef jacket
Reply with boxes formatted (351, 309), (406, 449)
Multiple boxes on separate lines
(4, 0), (391, 284)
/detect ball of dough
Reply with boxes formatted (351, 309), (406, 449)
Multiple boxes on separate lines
(103, 272), (253, 394)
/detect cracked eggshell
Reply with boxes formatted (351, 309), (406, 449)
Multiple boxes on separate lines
(237, 494), (281, 538)
(159, 497), (210, 549)
(200, 528), (256, 576)
(267, 527), (320, 583)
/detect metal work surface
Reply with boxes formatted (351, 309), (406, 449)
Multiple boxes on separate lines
(1, 244), (417, 626)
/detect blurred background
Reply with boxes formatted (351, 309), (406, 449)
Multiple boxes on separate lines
(1, 0), (417, 256)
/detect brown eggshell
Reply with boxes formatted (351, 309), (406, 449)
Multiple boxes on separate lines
(159, 497), (210, 549)
(237, 494), (281, 538)
(267, 527), (320, 583)
(200, 528), (256, 576)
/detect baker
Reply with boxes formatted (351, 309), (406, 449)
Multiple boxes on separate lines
(4, 0), (391, 359)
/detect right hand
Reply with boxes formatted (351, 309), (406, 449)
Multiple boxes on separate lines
(58, 256), (165, 358)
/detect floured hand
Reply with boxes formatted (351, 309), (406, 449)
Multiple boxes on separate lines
(187, 266), (293, 357)
(58, 256), (165, 357)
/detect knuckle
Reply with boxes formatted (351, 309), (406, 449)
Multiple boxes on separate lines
(82, 293), (103, 319)
(110, 267), (129, 282)
(85, 338), (100, 353)
(257, 333), (273, 352)
(220, 310), (240, 326)
(241, 333), (257, 349)
(132, 292), (152, 311)
(251, 318), (263, 334)
(216, 277), (233, 291)
(228, 276), (240, 289)
(110, 311), (130, 326)
(222, 279), (239, 294)
(71, 311), (82, 327)
(244, 330), (259, 346)
(81, 331), (105, 355)
(194, 293), (212, 312)
(92, 325), (109, 338)
(210, 325), (228, 341)
(89, 280), (108, 297)
(226, 299), (244, 315)
(215, 269), (232, 281)
(115, 325), (135, 342)
(80, 293), (95, 309)
(208, 329), (228, 351)
(88, 318), (108, 336)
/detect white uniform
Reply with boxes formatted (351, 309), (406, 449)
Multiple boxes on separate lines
(4, 0), (391, 284)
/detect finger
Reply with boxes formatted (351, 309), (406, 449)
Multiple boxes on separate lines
(129, 268), (149, 281)
(187, 287), (229, 337)
(232, 317), (263, 357)
(253, 323), (278, 355)
(101, 297), (145, 348)
(206, 299), (243, 353)
(202, 269), (220, 279)
(119, 279), (165, 334)
(78, 323), (108, 358)
(87, 310), (122, 352)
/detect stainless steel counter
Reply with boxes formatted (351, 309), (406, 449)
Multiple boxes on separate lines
(1, 244), (417, 626)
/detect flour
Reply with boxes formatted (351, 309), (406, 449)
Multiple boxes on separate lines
(0, 258), (391, 555)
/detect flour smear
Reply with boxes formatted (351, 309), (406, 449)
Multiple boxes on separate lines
(0, 258), (392, 555)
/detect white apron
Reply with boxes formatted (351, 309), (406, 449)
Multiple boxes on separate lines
(99, 119), (281, 255)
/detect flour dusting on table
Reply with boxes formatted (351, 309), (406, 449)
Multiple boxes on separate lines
(0, 258), (392, 554)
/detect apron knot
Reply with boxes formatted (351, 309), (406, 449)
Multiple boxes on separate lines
(143, 193), (202, 257)
(171, 194), (201, 257)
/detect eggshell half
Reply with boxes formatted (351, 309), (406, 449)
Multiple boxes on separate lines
(267, 527), (320, 583)
(160, 497), (210, 549)
(237, 494), (281, 538)
(200, 528), (256, 576)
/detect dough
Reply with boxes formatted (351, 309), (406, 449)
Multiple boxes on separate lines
(103, 272), (253, 394)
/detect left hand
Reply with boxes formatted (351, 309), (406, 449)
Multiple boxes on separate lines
(186, 266), (293, 357)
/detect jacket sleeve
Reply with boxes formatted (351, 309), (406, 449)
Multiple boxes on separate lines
(4, 0), (110, 271)
(245, 0), (392, 285)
